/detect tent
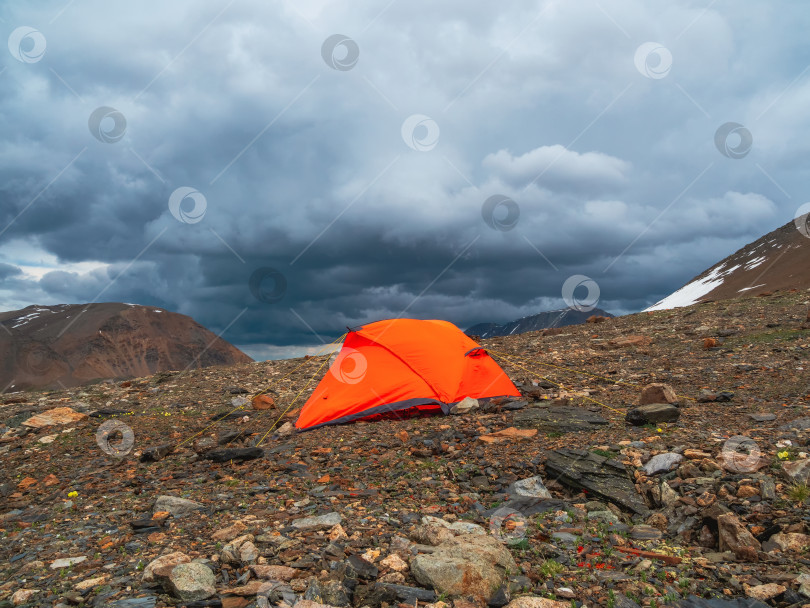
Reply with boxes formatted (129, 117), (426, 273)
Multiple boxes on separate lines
(295, 318), (520, 430)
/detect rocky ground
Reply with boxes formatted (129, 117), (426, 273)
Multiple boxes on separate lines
(1, 291), (810, 608)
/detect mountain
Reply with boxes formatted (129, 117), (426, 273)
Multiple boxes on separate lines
(0, 303), (253, 391)
(465, 307), (615, 338)
(646, 216), (810, 311)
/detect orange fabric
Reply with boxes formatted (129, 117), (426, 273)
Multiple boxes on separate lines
(295, 319), (520, 429)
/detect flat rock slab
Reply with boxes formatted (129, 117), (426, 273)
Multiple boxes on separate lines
(202, 447), (263, 462)
(642, 452), (684, 475)
(292, 512), (342, 530)
(748, 413), (776, 422)
(483, 498), (569, 518)
(22, 407), (87, 428)
(544, 449), (650, 515)
(513, 406), (608, 433)
(626, 404), (681, 426)
(153, 496), (206, 517)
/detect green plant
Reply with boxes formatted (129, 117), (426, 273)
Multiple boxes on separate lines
(539, 559), (565, 578)
(591, 448), (614, 458)
(606, 589), (616, 608)
(788, 482), (809, 504)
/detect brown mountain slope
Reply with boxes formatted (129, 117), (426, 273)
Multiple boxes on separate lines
(0, 303), (253, 391)
(646, 216), (810, 310)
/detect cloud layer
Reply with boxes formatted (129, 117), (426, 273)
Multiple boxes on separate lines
(0, 0), (806, 357)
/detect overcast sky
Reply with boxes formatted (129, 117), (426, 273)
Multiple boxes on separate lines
(1, 1), (808, 359)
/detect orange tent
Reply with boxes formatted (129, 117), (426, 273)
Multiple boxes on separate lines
(295, 318), (520, 430)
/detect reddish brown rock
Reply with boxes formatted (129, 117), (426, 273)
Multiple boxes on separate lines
(717, 512), (761, 561)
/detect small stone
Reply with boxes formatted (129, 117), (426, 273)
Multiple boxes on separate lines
(782, 459), (810, 484)
(642, 453), (683, 475)
(250, 565), (300, 581)
(736, 485), (759, 498)
(503, 597), (571, 608)
(11, 590), (38, 606)
(717, 512), (761, 561)
(252, 394), (275, 410)
(22, 407), (87, 428)
(154, 496), (205, 517)
(239, 540), (259, 564)
(292, 512), (341, 530)
(381, 553), (409, 572)
(769, 532), (810, 552)
(74, 576), (108, 592)
(140, 444), (174, 462)
(450, 397), (479, 415)
(328, 523), (348, 541)
(211, 521), (247, 542)
(507, 475), (551, 499)
(50, 556), (87, 569)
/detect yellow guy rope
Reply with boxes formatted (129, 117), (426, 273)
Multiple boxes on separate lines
(489, 349), (626, 417)
(176, 331), (347, 449)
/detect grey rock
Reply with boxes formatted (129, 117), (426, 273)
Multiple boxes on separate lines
(165, 562), (216, 601)
(782, 459), (810, 484)
(513, 406), (608, 433)
(292, 512), (342, 530)
(642, 453), (684, 475)
(153, 496), (205, 517)
(626, 404), (681, 426)
(201, 447), (263, 462)
(749, 413), (776, 422)
(587, 510), (620, 524)
(507, 475), (551, 499)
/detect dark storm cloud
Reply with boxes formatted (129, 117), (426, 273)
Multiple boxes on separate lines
(1, 0), (807, 357)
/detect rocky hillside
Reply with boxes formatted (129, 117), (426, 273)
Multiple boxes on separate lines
(0, 303), (253, 391)
(0, 291), (809, 608)
(466, 307), (614, 339)
(647, 217), (810, 311)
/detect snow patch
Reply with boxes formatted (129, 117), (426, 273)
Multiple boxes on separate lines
(744, 255), (766, 270)
(738, 284), (765, 292)
(644, 264), (741, 311)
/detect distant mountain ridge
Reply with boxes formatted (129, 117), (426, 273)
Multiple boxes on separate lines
(466, 307), (615, 338)
(646, 217), (810, 311)
(0, 303), (253, 391)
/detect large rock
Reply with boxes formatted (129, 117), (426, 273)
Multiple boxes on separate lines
(717, 512), (760, 561)
(410, 534), (517, 602)
(142, 552), (190, 582)
(154, 496), (206, 517)
(250, 564), (300, 581)
(626, 403), (681, 426)
(544, 448), (650, 515)
(22, 407), (87, 428)
(165, 562), (216, 601)
(638, 383), (678, 405)
(744, 583), (786, 601)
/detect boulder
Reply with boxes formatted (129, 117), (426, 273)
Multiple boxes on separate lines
(165, 563), (217, 601)
(142, 552), (190, 582)
(717, 512), (760, 561)
(638, 383), (678, 405)
(410, 534), (517, 602)
(625, 404), (680, 426)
